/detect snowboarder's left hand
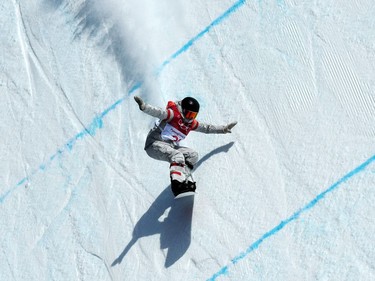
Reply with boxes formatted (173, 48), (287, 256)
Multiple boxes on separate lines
(223, 121), (237, 133)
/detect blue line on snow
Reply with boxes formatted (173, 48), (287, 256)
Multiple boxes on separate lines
(157, 0), (246, 73)
(0, 1), (246, 204)
(207, 154), (375, 281)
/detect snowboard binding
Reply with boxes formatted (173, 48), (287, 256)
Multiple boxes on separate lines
(171, 179), (196, 197)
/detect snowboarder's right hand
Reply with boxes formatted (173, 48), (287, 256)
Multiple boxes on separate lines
(134, 96), (145, 111)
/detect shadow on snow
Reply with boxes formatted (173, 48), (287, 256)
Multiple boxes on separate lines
(112, 142), (235, 268)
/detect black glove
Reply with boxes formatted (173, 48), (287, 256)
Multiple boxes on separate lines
(134, 96), (145, 111)
(223, 121), (237, 133)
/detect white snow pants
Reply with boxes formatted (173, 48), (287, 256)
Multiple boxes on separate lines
(145, 141), (198, 183)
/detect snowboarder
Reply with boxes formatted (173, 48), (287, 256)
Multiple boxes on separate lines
(134, 95), (237, 197)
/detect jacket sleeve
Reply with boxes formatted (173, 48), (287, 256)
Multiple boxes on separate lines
(194, 122), (227, 134)
(142, 103), (173, 121)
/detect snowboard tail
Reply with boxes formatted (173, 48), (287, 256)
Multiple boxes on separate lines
(175, 191), (195, 199)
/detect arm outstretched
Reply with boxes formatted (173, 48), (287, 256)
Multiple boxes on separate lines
(134, 96), (169, 120)
(195, 121), (237, 134)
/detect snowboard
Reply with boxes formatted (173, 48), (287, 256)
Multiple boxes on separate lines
(172, 180), (196, 199)
(175, 190), (195, 199)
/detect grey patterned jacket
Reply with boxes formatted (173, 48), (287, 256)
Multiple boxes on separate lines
(142, 100), (233, 149)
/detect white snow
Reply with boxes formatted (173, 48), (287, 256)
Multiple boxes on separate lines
(1, 0), (375, 280)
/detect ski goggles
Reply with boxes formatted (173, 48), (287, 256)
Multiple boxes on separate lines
(183, 109), (198, 120)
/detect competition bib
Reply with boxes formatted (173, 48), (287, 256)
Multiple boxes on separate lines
(161, 123), (187, 143)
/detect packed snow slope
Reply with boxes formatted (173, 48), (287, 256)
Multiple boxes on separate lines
(1, 0), (375, 280)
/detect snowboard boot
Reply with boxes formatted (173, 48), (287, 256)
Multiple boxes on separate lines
(170, 162), (196, 197)
(170, 162), (185, 182)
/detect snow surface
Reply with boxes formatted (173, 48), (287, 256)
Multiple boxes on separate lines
(1, 0), (375, 280)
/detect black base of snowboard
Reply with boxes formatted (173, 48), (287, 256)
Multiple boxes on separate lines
(171, 180), (196, 199)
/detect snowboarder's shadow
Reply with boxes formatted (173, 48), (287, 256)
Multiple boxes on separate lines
(111, 142), (234, 268)
(111, 188), (194, 268)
